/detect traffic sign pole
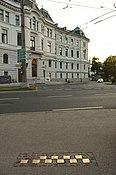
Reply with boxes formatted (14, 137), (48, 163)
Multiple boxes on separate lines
(20, 0), (27, 85)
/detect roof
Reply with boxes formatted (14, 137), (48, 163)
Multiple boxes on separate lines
(39, 8), (54, 22)
(71, 26), (85, 36)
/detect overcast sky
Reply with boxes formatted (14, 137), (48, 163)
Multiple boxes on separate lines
(37, 0), (116, 62)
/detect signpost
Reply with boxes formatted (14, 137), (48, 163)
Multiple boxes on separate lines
(17, 48), (26, 63)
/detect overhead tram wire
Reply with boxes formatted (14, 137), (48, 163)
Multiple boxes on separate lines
(47, 0), (114, 11)
(89, 9), (116, 23)
(94, 14), (116, 24)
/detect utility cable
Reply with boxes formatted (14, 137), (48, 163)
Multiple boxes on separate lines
(47, 0), (114, 10)
(94, 14), (116, 24)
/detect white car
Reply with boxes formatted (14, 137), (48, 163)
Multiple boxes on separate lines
(97, 78), (104, 83)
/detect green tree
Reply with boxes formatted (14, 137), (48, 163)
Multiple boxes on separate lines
(103, 55), (116, 82)
(91, 57), (103, 79)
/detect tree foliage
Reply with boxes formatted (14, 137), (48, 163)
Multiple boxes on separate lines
(91, 57), (103, 79)
(103, 55), (116, 81)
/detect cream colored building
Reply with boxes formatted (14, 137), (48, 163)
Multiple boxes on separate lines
(0, 0), (90, 83)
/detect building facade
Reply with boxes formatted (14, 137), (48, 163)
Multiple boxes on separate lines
(0, 0), (90, 83)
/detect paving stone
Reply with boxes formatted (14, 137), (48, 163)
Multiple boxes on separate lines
(51, 156), (58, 159)
(20, 160), (28, 164)
(45, 159), (52, 164)
(82, 158), (91, 164)
(70, 159), (77, 164)
(63, 155), (70, 159)
(57, 159), (65, 164)
(40, 156), (47, 160)
(75, 155), (83, 159)
(32, 159), (40, 164)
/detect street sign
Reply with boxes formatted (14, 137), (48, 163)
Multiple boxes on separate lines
(17, 48), (26, 63)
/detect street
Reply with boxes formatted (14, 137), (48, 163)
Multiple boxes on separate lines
(0, 82), (116, 175)
(0, 82), (116, 113)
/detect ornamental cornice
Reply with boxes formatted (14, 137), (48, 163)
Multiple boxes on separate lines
(0, 0), (30, 14)
(0, 0), (20, 12)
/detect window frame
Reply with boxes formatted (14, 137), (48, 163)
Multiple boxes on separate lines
(30, 36), (35, 50)
(15, 15), (20, 26)
(3, 53), (8, 64)
(2, 28), (8, 43)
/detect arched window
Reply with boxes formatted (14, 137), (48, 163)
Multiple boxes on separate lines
(3, 53), (8, 64)
(33, 16), (36, 30)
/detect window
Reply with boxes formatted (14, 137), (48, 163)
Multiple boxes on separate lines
(77, 73), (79, 78)
(60, 62), (62, 69)
(32, 59), (37, 77)
(37, 22), (39, 31)
(49, 73), (51, 78)
(2, 29), (8, 43)
(5, 11), (9, 23)
(49, 60), (51, 67)
(60, 73), (62, 79)
(55, 34), (56, 40)
(83, 49), (86, 59)
(41, 39), (44, 50)
(83, 42), (86, 47)
(47, 42), (51, 53)
(17, 33), (21, 46)
(3, 54), (8, 64)
(47, 28), (52, 37)
(33, 16), (36, 30)
(30, 19), (32, 28)
(65, 37), (68, 44)
(4, 71), (8, 76)
(59, 47), (62, 56)
(72, 73), (73, 78)
(30, 36), (35, 50)
(55, 61), (57, 68)
(77, 51), (79, 58)
(41, 25), (44, 34)
(65, 48), (68, 57)
(77, 64), (79, 70)
(71, 39), (73, 45)
(50, 29), (52, 37)
(15, 15), (20, 26)
(71, 63), (73, 69)
(55, 46), (57, 55)
(71, 50), (73, 57)
(84, 64), (86, 70)
(47, 28), (49, 37)
(77, 40), (79, 46)
(66, 63), (68, 69)
(0, 9), (4, 21)
(59, 35), (62, 42)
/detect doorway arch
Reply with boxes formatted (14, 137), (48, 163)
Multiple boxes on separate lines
(32, 59), (37, 77)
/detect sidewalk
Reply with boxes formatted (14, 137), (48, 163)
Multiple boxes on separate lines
(0, 80), (116, 89)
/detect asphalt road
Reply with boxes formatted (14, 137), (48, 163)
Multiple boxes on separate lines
(0, 82), (116, 114)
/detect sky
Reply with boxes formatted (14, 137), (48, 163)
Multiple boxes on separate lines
(36, 0), (116, 62)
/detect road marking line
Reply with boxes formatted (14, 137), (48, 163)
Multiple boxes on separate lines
(96, 93), (116, 96)
(53, 106), (104, 111)
(0, 98), (20, 101)
(48, 95), (72, 98)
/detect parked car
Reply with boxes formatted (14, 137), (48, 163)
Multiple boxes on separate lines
(97, 78), (104, 83)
